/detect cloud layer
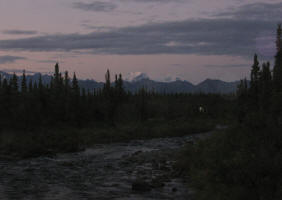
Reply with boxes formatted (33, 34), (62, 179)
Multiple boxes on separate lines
(0, 55), (26, 64)
(119, 0), (184, 3)
(2, 30), (38, 35)
(0, 2), (280, 58)
(214, 2), (282, 21)
(0, 18), (276, 57)
(72, 1), (117, 12)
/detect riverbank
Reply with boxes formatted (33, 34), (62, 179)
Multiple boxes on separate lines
(0, 118), (217, 160)
(175, 125), (282, 200)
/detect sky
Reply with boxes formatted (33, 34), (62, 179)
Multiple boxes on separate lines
(0, 0), (281, 83)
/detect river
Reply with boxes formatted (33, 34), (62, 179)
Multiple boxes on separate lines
(0, 134), (198, 200)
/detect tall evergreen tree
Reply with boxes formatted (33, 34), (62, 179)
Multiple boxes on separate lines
(38, 74), (43, 91)
(64, 71), (70, 87)
(259, 62), (272, 118)
(72, 72), (79, 95)
(0, 74), (2, 89)
(117, 74), (124, 94)
(250, 54), (260, 109)
(273, 24), (282, 92)
(21, 70), (27, 93)
(276, 24), (282, 52)
(54, 63), (60, 87)
(11, 73), (18, 92)
(237, 78), (248, 123)
(272, 24), (282, 124)
(2, 78), (9, 94)
(104, 69), (111, 96)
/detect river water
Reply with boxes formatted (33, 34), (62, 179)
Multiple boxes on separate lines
(0, 134), (197, 200)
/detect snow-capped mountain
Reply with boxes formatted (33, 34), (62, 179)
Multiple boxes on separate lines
(125, 72), (149, 82)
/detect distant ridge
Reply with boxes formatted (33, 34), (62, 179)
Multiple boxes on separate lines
(0, 71), (239, 94)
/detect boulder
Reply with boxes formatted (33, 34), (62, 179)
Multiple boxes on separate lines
(132, 180), (152, 192)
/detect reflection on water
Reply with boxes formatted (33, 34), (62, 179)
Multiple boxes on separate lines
(0, 135), (197, 200)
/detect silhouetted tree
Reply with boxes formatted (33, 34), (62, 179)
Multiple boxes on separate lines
(11, 73), (18, 92)
(272, 24), (282, 124)
(21, 70), (27, 93)
(259, 62), (272, 117)
(250, 54), (260, 109)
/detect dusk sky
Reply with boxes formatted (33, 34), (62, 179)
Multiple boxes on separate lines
(0, 0), (281, 83)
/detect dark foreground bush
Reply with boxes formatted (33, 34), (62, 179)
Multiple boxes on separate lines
(0, 129), (83, 159)
(176, 126), (282, 200)
(0, 118), (215, 159)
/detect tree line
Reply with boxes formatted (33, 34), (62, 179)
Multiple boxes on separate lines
(179, 24), (282, 200)
(237, 24), (282, 128)
(0, 63), (234, 132)
(0, 64), (126, 130)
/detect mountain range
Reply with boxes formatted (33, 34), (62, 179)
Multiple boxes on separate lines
(0, 71), (240, 94)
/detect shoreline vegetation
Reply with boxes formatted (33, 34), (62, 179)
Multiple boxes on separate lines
(175, 25), (282, 199)
(0, 119), (217, 160)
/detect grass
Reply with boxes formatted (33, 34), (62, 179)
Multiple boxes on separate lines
(0, 117), (216, 159)
(175, 125), (282, 200)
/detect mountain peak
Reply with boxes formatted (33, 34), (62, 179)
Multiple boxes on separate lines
(125, 72), (149, 82)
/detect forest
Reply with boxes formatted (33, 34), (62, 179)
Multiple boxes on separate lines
(176, 25), (282, 200)
(0, 62), (235, 158)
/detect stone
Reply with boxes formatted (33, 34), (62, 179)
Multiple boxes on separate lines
(132, 180), (152, 192)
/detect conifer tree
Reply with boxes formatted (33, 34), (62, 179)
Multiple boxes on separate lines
(50, 77), (54, 89)
(138, 87), (148, 121)
(0, 74), (2, 89)
(11, 73), (18, 92)
(250, 54), (260, 109)
(64, 71), (70, 97)
(104, 69), (111, 96)
(117, 74), (124, 94)
(64, 71), (70, 87)
(237, 78), (248, 123)
(59, 72), (63, 87)
(21, 70), (27, 93)
(273, 24), (282, 92)
(2, 78), (8, 94)
(72, 72), (79, 95)
(38, 74), (43, 91)
(115, 74), (118, 89)
(272, 24), (282, 124)
(259, 62), (272, 115)
(54, 63), (60, 87)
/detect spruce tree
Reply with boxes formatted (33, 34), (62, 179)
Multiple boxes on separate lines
(72, 72), (79, 95)
(273, 24), (282, 92)
(54, 63), (60, 87)
(38, 74), (43, 91)
(64, 71), (70, 88)
(250, 54), (260, 109)
(104, 69), (111, 96)
(50, 77), (54, 89)
(2, 78), (8, 94)
(259, 62), (272, 118)
(0, 74), (2, 89)
(237, 78), (248, 123)
(117, 74), (124, 94)
(11, 73), (18, 92)
(272, 24), (282, 124)
(21, 70), (27, 93)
